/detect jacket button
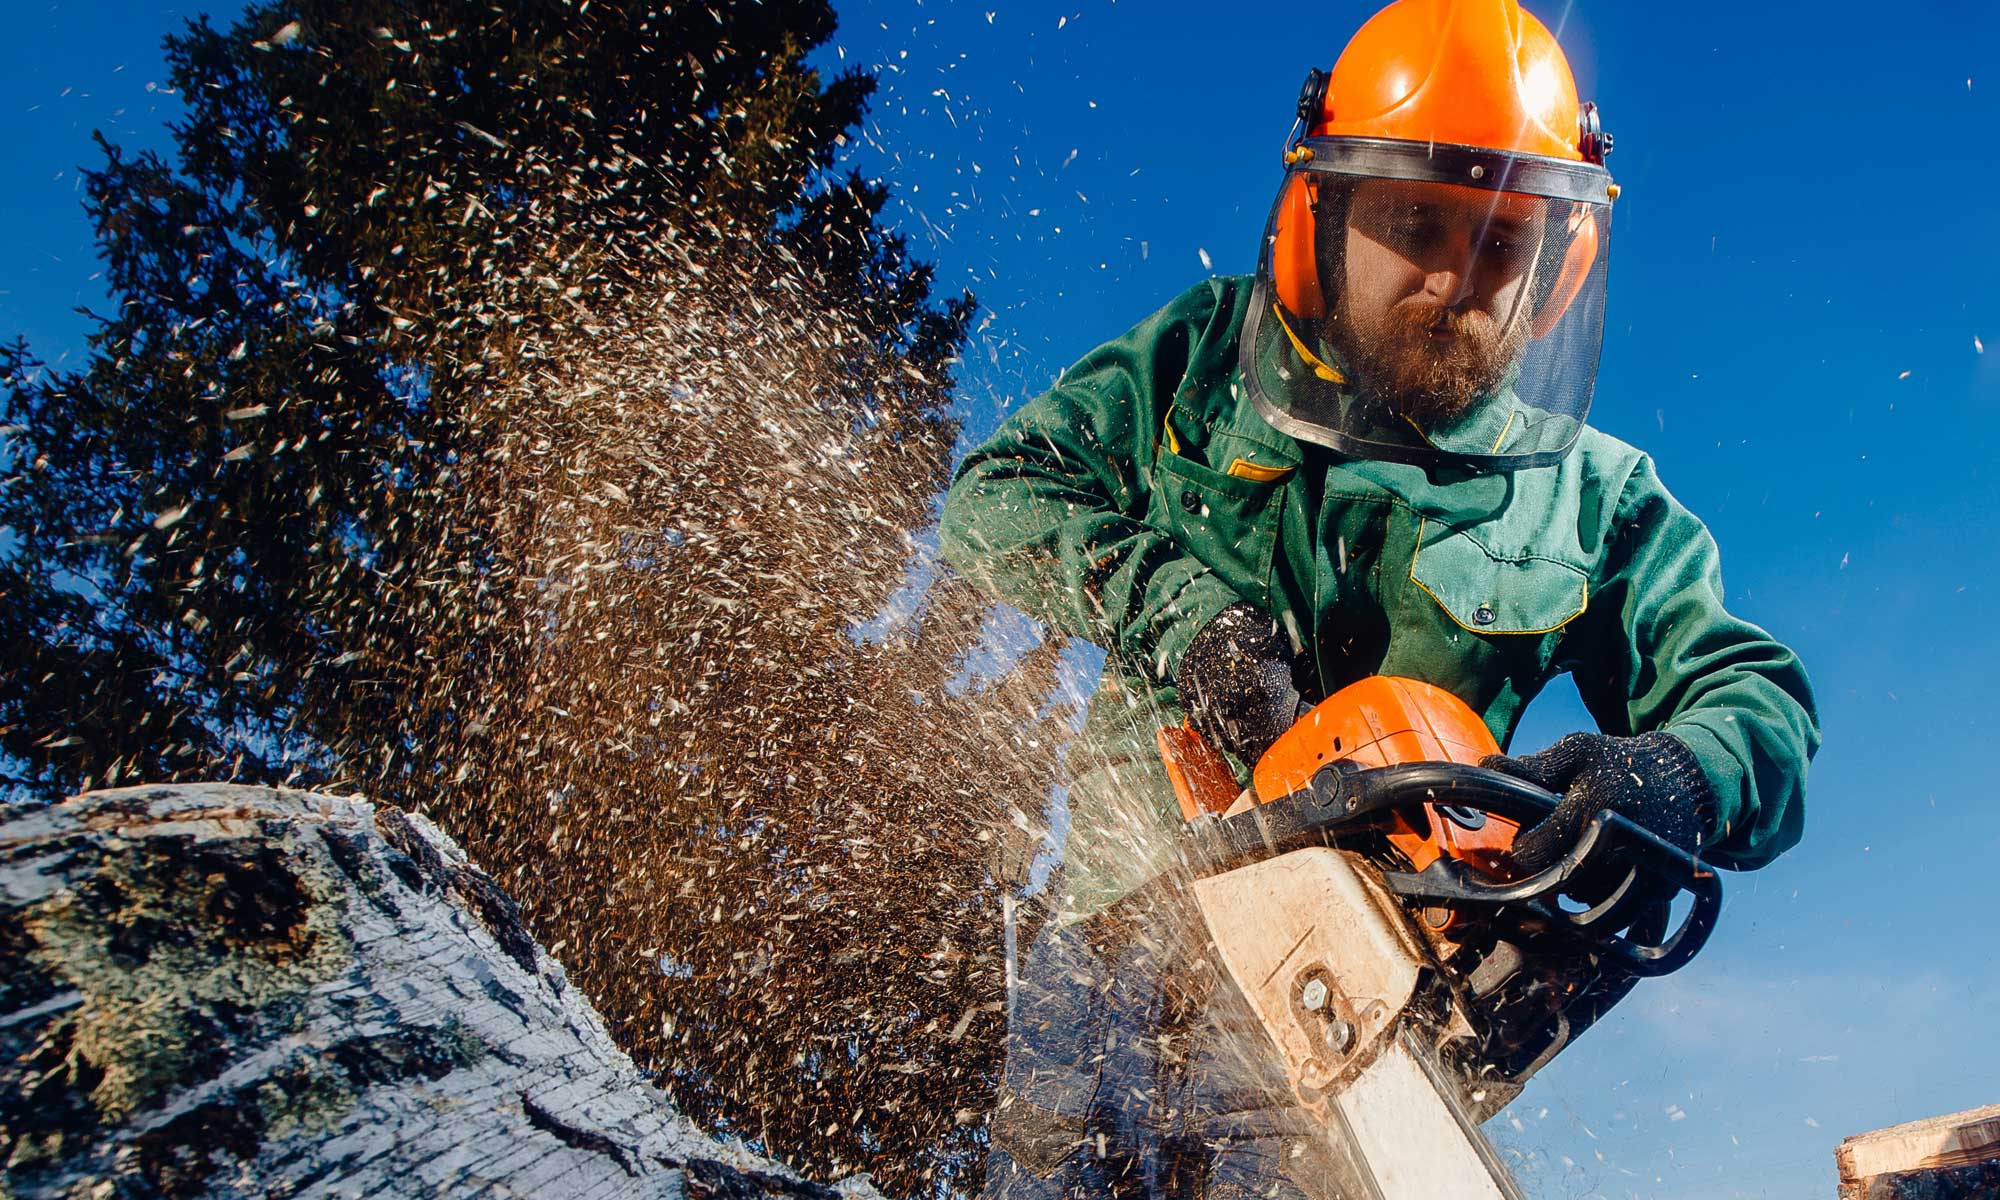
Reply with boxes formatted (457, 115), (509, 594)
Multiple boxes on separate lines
(1180, 489), (1201, 514)
(1473, 605), (1497, 626)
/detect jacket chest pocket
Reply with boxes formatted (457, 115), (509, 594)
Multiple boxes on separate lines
(1151, 447), (1284, 611)
(1405, 517), (1587, 686)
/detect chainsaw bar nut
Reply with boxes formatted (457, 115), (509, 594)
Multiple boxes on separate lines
(1324, 1015), (1355, 1054)
(1296, 970), (1357, 1054)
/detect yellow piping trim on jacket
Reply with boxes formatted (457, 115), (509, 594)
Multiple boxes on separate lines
(1227, 457), (1293, 483)
(1408, 517), (1588, 636)
(1403, 410), (1518, 456)
(1272, 304), (1345, 384)
(1162, 413), (1181, 456)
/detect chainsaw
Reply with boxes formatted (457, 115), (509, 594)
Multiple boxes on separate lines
(1156, 676), (1720, 1199)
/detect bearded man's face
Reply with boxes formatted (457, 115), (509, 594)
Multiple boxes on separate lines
(1330, 179), (1545, 427)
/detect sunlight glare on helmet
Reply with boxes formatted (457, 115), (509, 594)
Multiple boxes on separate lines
(1520, 61), (1561, 123)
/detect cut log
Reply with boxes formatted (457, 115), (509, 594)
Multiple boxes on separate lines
(1836, 1104), (2000, 1200)
(0, 783), (883, 1200)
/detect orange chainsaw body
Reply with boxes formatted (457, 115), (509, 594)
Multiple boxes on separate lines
(1158, 676), (1521, 882)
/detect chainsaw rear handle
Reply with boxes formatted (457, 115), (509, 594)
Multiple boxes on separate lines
(1178, 761), (1722, 977)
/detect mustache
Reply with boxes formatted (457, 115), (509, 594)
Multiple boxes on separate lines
(1392, 300), (1502, 338)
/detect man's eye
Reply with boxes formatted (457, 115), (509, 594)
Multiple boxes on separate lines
(1485, 230), (1537, 262)
(1390, 215), (1441, 246)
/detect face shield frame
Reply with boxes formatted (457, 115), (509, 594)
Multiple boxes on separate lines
(1241, 136), (1618, 473)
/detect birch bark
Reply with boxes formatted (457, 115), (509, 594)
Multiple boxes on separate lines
(0, 784), (882, 1200)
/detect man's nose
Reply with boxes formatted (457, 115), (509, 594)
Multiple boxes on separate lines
(1421, 262), (1476, 307)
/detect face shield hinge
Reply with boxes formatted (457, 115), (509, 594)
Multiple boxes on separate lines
(1284, 68), (1332, 162)
(1579, 101), (1614, 165)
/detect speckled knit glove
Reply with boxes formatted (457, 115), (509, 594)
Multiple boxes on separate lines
(1176, 602), (1308, 766)
(1482, 731), (1718, 873)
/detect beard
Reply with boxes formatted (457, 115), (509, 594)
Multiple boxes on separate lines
(1333, 296), (1530, 429)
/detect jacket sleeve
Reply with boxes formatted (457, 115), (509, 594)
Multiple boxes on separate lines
(1565, 454), (1820, 870)
(938, 289), (1243, 684)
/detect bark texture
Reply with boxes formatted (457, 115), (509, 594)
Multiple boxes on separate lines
(0, 783), (883, 1200)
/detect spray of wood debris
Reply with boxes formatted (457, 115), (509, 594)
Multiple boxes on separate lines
(396, 238), (1076, 1198)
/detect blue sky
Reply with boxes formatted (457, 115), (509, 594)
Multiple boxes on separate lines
(5, 2), (1998, 1196)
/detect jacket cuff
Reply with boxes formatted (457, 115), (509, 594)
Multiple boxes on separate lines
(1145, 569), (1243, 684)
(1663, 722), (1744, 852)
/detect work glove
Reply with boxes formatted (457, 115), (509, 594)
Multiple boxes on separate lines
(1176, 602), (1308, 766)
(1481, 731), (1717, 874)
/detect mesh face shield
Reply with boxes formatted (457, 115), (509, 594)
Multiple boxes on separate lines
(1240, 137), (1616, 471)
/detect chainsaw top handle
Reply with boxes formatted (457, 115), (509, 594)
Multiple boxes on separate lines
(1179, 760), (1721, 977)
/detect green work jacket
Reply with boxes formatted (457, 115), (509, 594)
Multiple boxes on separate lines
(940, 276), (1817, 906)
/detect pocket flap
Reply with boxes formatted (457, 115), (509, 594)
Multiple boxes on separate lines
(1154, 443), (1283, 502)
(1410, 518), (1587, 635)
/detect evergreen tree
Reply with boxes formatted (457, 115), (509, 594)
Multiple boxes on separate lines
(1, 2), (1058, 1193)
(2, 0), (961, 799)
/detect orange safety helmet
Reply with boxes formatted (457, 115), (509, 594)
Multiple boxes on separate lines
(1242, 0), (1619, 472)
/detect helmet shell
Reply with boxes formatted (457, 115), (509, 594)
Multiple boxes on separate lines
(1317, 0), (1584, 162)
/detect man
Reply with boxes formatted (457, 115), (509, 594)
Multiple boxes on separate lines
(942, 1), (1819, 1196)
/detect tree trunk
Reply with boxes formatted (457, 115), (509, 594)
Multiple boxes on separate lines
(1837, 1105), (2000, 1200)
(0, 784), (883, 1200)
